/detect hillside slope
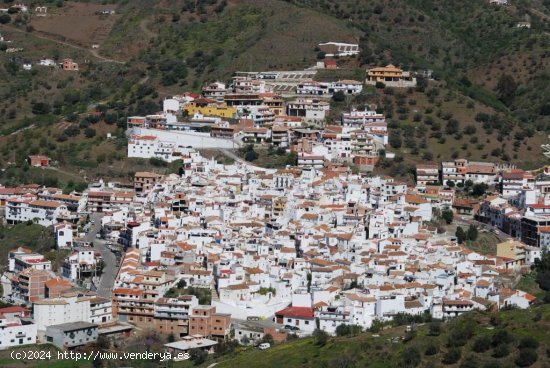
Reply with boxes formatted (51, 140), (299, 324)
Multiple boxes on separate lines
(0, 0), (549, 186)
(214, 305), (550, 368)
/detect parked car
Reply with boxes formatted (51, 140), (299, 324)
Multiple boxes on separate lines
(258, 343), (271, 350)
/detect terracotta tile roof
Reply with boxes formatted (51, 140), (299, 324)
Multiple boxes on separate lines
(275, 306), (314, 319)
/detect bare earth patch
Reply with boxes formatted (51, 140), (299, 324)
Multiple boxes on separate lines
(30, 1), (120, 46)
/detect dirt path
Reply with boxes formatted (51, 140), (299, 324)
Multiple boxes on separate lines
(529, 8), (550, 22)
(1, 25), (125, 64)
(43, 166), (86, 181)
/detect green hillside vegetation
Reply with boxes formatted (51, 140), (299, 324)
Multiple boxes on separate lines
(0, 222), (55, 265)
(0, 0), (548, 185)
(212, 305), (550, 368)
(292, 0), (550, 125)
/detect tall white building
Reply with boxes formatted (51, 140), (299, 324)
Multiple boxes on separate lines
(33, 294), (91, 331)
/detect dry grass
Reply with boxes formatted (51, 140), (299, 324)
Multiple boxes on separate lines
(30, 1), (120, 46)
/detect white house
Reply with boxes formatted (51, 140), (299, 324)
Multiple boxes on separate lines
(61, 248), (100, 282)
(274, 306), (315, 333)
(89, 297), (113, 325)
(54, 223), (73, 248)
(0, 307), (37, 350)
(8, 249), (51, 273)
(318, 306), (351, 335)
(5, 199), (68, 227)
(38, 59), (57, 67)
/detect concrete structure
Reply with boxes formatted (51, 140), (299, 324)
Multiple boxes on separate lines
(45, 322), (98, 349)
(318, 42), (360, 57)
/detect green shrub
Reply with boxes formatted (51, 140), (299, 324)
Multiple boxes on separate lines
(472, 335), (491, 353)
(515, 349), (538, 367)
(442, 348), (461, 365)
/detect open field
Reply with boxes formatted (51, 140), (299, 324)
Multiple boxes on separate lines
(30, 2), (120, 46)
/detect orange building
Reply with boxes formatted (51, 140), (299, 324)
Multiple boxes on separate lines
(27, 155), (50, 167)
(62, 59), (79, 71)
(188, 305), (231, 340)
(12, 268), (50, 303)
(45, 278), (72, 298)
(366, 64), (416, 87)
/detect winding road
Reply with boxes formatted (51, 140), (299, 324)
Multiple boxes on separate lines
(86, 213), (118, 298)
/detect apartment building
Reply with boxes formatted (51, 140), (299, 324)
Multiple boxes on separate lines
(442, 299), (474, 319)
(89, 296), (113, 325)
(441, 159), (496, 186)
(188, 305), (231, 340)
(112, 288), (154, 327)
(86, 190), (133, 214)
(134, 172), (163, 193)
(271, 126), (291, 147)
(61, 247), (101, 282)
(184, 99), (237, 119)
(502, 170), (536, 198)
(286, 99), (330, 124)
(416, 164), (440, 186)
(5, 199), (68, 226)
(341, 108), (385, 130)
(202, 82), (228, 101)
(154, 295), (198, 339)
(11, 268), (51, 303)
(33, 294), (92, 331)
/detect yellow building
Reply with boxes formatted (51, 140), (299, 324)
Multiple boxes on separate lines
(366, 64), (416, 87)
(496, 239), (525, 264)
(272, 197), (287, 217)
(185, 98), (237, 119)
(260, 93), (285, 116)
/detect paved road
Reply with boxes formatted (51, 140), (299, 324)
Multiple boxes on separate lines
(86, 213), (118, 298)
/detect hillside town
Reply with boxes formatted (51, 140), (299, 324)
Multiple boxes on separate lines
(0, 17), (548, 364)
(0, 84), (547, 352)
(126, 60), (401, 172)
